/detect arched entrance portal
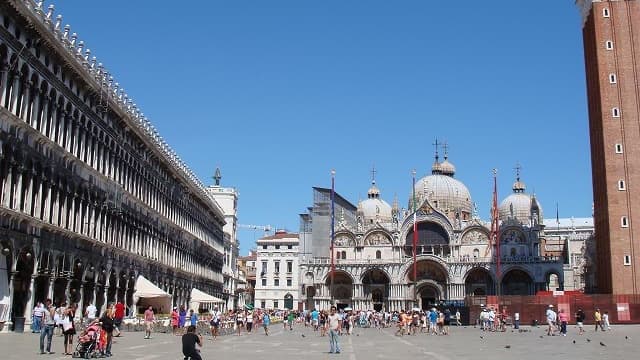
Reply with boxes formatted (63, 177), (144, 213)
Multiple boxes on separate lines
(284, 293), (294, 310)
(501, 269), (533, 295)
(465, 268), (494, 296)
(326, 271), (353, 309)
(418, 285), (440, 310)
(362, 269), (390, 312)
(407, 260), (448, 308)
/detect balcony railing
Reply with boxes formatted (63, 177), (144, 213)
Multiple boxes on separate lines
(301, 255), (562, 265)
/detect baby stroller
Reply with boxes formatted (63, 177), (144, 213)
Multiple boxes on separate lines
(73, 322), (102, 359)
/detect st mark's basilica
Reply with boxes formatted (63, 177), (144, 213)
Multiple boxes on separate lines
(299, 151), (567, 312)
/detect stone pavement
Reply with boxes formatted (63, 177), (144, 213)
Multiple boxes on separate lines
(0, 324), (638, 360)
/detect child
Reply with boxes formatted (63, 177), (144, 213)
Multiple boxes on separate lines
(603, 311), (611, 330)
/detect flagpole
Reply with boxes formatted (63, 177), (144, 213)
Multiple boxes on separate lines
(492, 169), (501, 297)
(412, 169), (418, 307)
(330, 169), (336, 307)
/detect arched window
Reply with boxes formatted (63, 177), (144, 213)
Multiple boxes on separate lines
(473, 248), (480, 258)
(341, 251), (347, 259)
(510, 248), (517, 257)
(375, 250), (381, 259)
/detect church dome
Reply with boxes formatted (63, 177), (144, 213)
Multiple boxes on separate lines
(359, 181), (393, 223)
(499, 193), (533, 223)
(440, 159), (456, 176)
(412, 174), (473, 216)
(498, 170), (543, 223)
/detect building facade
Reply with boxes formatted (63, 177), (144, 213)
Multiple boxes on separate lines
(0, 1), (226, 329)
(237, 251), (256, 307)
(543, 217), (596, 292)
(577, 0), (640, 294)
(206, 168), (242, 311)
(254, 231), (299, 310)
(299, 153), (566, 312)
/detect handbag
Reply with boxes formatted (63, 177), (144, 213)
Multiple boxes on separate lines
(62, 317), (73, 331)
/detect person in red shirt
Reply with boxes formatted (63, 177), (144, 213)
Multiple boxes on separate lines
(114, 302), (125, 337)
(558, 309), (569, 336)
(144, 306), (155, 339)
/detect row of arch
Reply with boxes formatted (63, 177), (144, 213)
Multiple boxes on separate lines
(1, 234), (221, 325)
(0, 21), (224, 247)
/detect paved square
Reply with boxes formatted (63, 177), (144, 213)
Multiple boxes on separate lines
(0, 324), (637, 360)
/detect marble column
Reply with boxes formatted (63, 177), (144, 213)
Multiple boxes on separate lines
(24, 274), (36, 325)
(75, 281), (85, 320)
(47, 276), (55, 300)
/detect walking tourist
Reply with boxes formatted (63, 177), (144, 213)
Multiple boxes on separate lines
(62, 305), (76, 355)
(546, 305), (557, 336)
(558, 308), (568, 336)
(39, 300), (56, 354)
(113, 301), (125, 337)
(513, 311), (520, 329)
(189, 309), (198, 327)
(575, 308), (585, 335)
(144, 305), (155, 339)
(594, 308), (604, 331)
(172, 307), (180, 335)
(603, 311), (611, 330)
(182, 325), (203, 360)
(327, 306), (341, 354)
(179, 306), (187, 329)
(246, 310), (254, 333)
(85, 302), (97, 325)
(100, 307), (115, 357)
(210, 306), (221, 339)
(236, 309), (244, 336)
(262, 311), (270, 336)
(32, 301), (44, 333)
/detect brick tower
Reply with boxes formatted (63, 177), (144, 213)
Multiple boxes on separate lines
(577, 0), (640, 294)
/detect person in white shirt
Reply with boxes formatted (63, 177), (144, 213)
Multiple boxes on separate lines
(514, 312), (520, 329)
(327, 306), (342, 354)
(546, 305), (557, 336)
(85, 303), (97, 324)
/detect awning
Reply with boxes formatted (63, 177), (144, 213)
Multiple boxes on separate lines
(133, 275), (172, 314)
(189, 288), (224, 311)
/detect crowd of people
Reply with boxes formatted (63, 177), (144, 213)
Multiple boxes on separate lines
(30, 299), (126, 357)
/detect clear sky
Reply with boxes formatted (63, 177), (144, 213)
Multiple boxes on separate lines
(56, 1), (592, 255)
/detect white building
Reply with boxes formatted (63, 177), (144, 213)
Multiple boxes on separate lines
(255, 231), (300, 310)
(543, 217), (596, 292)
(207, 168), (243, 311)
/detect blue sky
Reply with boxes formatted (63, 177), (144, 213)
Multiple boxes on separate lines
(56, 1), (591, 255)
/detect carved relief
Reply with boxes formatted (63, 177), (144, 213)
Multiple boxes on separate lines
(365, 232), (391, 246)
(461, 229), (489, 244)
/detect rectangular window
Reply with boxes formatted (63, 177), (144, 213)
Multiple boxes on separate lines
(275, 245), (280, 250)
(261, 261), (267, 275)
(274, 279), (279, 287)
(603, 8), (610, 18)
(612, 107), (620, 117)
(287, 245), (292, 250)
(273, 300), (278, 309)
(287, 261), (293, 273)
(262, 245), (267, 250)
(621, 216), (629, 228)
(618, 180), (626, 191)
(274, 261), (280, 273)
(606, 41), (614, 50)
(287, 278), (292, 287)
(624, 255), (632, 266)
(610, 74), (617, 84)
(261, 278), (266, 286)
(261, 300), (266, 309)
(615, 144), (623, 154)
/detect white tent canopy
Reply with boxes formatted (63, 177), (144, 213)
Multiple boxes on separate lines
(189, 288), (224, 312)
(133, 275), (172, 314)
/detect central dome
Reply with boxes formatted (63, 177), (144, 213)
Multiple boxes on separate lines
(411, 174), (473, 217)
(359, 181), (392, 223)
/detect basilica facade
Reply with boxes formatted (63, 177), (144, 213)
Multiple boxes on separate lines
(299, 153), (565, 311)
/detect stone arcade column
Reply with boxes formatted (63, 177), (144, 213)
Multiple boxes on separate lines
(75, 281), (85, 320)
(24, 274), (37, 326)
(47, 276), (55, 300)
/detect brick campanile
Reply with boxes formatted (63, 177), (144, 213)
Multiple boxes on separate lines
(577, 0), (640, 294)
